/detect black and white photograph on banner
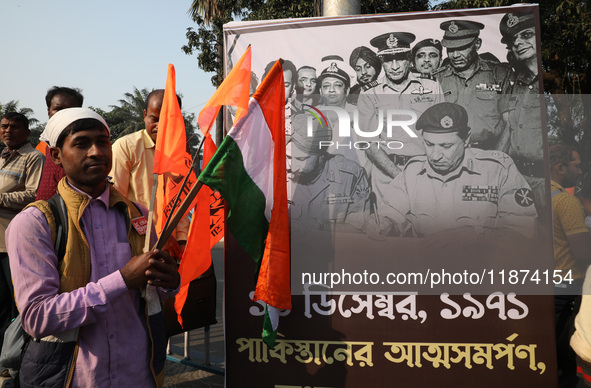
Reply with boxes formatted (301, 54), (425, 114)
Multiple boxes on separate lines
(222, 5), (558, 387)
(225, 5), (551, 295)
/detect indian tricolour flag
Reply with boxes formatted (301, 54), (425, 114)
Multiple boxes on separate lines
(198, 59), (291, 348)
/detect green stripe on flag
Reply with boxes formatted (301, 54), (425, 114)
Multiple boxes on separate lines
(198, 136), (269, 264)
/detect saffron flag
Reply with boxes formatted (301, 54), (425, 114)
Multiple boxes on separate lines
(154, 64), (191, 175)
(174, 134), (218, 326)
(153, 64), (194, 234)
(197, 46), (251, 136)
(199, 60), (290, 347)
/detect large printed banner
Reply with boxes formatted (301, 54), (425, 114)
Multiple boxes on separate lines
(223, 5), (557, 387)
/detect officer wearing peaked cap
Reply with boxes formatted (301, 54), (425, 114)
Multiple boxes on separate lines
(499, 12), (535, 45)
(440, 20), (484, 49)
(357, 31), (443, 211)
(435, 19), (512, 151)
(381, 102), (537, 238)
(497, 11), (546, 222)
(370, 32), (416, 55)
(288, 113), (383, 237)
(314, 61), (363, 165)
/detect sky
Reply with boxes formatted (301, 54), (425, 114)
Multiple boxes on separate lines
(0, 0), (217, 127)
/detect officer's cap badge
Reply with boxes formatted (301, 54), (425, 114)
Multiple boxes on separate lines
(449, 21), (458, 34)
(387, 34), (398, 48)
(507, 13), (519, 28)
(328, 62), (339, 72)
(440, 115), (454, 128)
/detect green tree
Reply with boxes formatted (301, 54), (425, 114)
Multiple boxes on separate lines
(105, 87), (151, 140)
(183, 0), (431, 88)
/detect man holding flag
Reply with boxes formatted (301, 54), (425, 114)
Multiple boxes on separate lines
(110, 89), (189, 255)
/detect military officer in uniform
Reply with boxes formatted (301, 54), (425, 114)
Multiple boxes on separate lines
(382, 102), (537, 238)
(348, 46), (381, 105)
(435, 20), (512, 150)
(317, 62), (353, 110)
(288, 116), (382, 238)
(412, 38), (443, 77)
(498, 12), (546, 219)
(357, 31), (443, 209)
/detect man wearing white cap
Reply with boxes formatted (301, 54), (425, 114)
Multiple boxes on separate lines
(6, 108), (179, 387)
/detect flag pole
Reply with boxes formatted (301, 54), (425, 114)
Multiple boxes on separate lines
(155, 180), (204, 250)
(157, 131), (209, 246)
(145, 173), (159, 252)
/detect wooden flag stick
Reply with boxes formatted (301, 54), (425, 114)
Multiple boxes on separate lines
(157, 136), (206, 248)
(154, 180), (204, 250)
(144, 173), (159, 252)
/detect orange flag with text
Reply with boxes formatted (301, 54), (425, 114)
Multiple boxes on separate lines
(153, 64), (195, 235)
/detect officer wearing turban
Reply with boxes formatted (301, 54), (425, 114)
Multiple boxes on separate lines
(348, 46), (381, 105)
(435, 19), (512, 151)
(382, 102), (537, 238)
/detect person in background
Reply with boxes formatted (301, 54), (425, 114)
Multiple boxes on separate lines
(36, 86), (84, 200)
(0, 112), (45, 368)
(550, 144), (591, 387)
(110, 89), (188, 256)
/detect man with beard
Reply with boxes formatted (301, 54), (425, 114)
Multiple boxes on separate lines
(288, 117), (376, 235)
(412, 38), (442, 77)
(498, 12), (546, 220)
(436, 20), (511, 150)
(357, 32), (443, 209)
(348, 46), (381, 105)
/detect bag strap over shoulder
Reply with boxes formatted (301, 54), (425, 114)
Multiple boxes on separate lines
(47, 194), (68, 262)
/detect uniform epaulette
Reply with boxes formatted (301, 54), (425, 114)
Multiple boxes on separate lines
(416, 72), (437, 81)
(361, 80), (379, 91)
(470, 149), (511, 168)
